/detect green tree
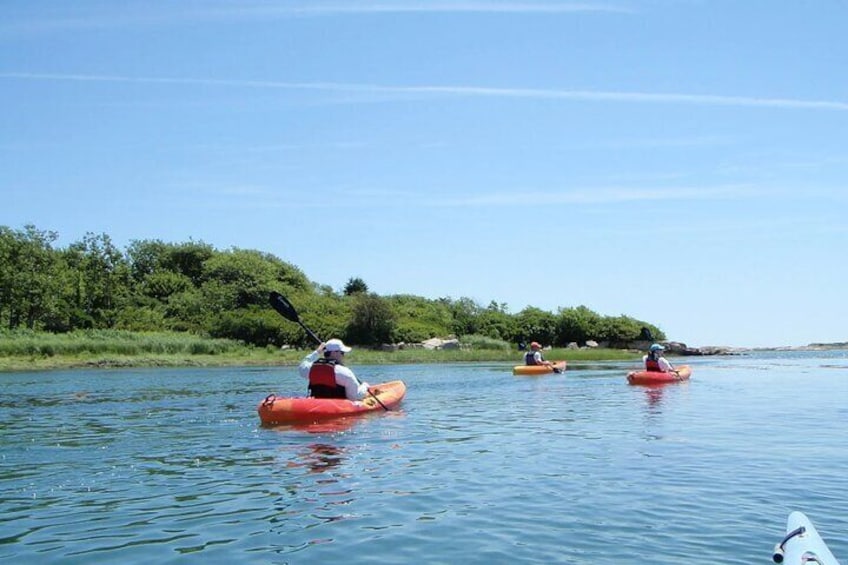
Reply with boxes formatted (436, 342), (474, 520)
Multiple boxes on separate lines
(555, 305), (603, 345)
(164, 287), (207, 332)
(596, 315), (650, 345)
(345, 293), (396, 346)
(0, 223), (671, 348)
(200, 248), (281, 311)
(290, 292), (351, 347)
(0, 224), (63, 330)
(388, 294), (453, 343)
(477, 302), (513, 341)
(125, 239), (171, 283)
(343, 277), (369, 295)
(515, 306), (557, 346)
(165, 241), (215, 285)
(140, 271), (192, 300)
(442, 296), (482, 336)
(61, 232), (131, 329)
(114, 295), (168, 331)
(209, 306), (285, 346)
(126, 238), (215, 286)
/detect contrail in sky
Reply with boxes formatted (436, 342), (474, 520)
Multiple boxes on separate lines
(2, 72), (847, 111)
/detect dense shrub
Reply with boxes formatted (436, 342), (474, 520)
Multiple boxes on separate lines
(460, 334), (511, 351)
(0, 223), (667, 349)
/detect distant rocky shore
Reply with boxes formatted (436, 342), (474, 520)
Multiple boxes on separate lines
(660, 341), (848, 356)
(659, 342), (744, 356)
(379, 338), (847, 356)
(593, 340), (848, 356)
(615, 340), (740, 356)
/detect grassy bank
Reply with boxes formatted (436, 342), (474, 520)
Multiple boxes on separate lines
(0, 330), (641, 372)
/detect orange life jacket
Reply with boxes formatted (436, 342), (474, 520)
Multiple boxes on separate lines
(308, 359), (347, 399)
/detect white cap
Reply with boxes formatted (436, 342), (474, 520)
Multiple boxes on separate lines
(325, 338), (352, 353)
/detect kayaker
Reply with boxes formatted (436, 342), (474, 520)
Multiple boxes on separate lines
(643, 343), (675, 373)
(524, 341), (554, 368)
(298, 338), (370, 401)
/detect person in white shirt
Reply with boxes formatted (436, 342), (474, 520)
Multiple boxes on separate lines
(298, 338), (370, 401)
(523, 341), (554, 368)
(642, 343), (675, 373)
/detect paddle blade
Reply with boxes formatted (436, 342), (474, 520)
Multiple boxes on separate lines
(269, 291), (323, 344)
(269, 291), (300, 323)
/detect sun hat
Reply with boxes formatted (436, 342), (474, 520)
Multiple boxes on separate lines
(649, 343), (665, 352)
(325, 338), (352, 353)
(530, 341), (542, 350)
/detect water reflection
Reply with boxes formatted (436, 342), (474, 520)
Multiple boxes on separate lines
(631, 379), (691, 414)
(293, 443), (346, 475)
(287, 418), (359, 434)
(642, 385), (666, 412)
(7, 358), (846, 563)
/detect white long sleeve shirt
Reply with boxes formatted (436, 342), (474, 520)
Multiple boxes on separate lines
(642, 354), (674, 372)
(298, 350), (370, 401)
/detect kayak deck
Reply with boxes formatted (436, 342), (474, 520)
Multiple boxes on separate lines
(773, 511), (839, 564)
(257, 380), (406, 425)
(627, 365), (692, 385)
(513, 361), (567, 376)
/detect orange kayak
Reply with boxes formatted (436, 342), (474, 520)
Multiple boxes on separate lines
(627, 365), (692, 385)
(257, 380), (406, 425)
(513, 361), (567, 376)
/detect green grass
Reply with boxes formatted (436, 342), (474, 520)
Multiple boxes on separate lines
(0, 329), (640, 372)
(0, 329), (246, 355)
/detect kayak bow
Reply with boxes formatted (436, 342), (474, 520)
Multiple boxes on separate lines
(773, 511), (840, 565)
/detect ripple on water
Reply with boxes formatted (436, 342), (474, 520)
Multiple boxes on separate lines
(1, 357), (847, 563)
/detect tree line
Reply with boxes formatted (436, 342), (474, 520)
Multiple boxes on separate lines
(0, 224), (665, 349)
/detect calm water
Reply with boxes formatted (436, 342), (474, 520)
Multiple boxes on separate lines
(1, 351), (847, 564)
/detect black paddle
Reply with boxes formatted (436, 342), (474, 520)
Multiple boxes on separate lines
(269, 291), (321, 343)
(268, 291), (389, 411)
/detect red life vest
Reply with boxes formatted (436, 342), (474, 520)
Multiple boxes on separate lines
(645, 358), (662, 372)
(308, 359), (347, 399)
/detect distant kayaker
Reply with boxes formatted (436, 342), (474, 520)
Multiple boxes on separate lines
(298, 338), (370, 401)
(524, 341), (554, 368)
(643, 343), (675, 373)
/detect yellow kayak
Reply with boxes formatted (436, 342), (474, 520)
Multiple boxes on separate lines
(512, 361), (567, 376)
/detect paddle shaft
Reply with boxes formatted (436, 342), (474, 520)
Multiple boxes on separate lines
(268, 292), (389, 411)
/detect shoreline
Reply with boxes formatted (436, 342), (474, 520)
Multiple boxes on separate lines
(0, 347), (640, 373)
(653, 342), (848, 356)
(2, 340), (844, 374)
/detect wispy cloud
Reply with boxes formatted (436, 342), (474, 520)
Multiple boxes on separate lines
(432, 184), (760, 207)
(2, 72), (848, 111)
(0, 2), (629, 35)
(578, 135), (736, 150)
(275, 183), (764, 209)
(233, 1), (631, 15)
(173, 181), (756, 209)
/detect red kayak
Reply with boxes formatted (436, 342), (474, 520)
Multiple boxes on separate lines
(257, 380), (406, 425)
(627, 365), (692, 385)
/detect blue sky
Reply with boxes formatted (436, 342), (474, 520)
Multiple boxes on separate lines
(2, 1), (846, 348)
